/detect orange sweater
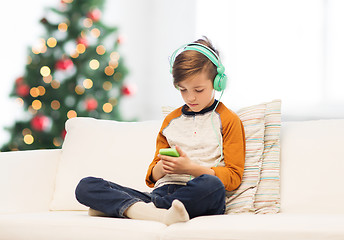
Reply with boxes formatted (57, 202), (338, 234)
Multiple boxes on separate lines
(145, 101), (245, 192)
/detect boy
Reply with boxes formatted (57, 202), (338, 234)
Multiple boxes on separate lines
(75, 37), (245, 225)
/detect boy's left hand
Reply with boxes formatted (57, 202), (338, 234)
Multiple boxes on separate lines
(159, 145), (194, 175)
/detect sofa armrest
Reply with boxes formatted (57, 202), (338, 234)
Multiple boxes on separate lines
(0, 149), (61, 213)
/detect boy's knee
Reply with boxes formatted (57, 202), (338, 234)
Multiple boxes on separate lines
(75, 176), (99, 203)
(199, 174), (226, 198)
(199, 174), (224, 187)
(193, 174), (225, 194)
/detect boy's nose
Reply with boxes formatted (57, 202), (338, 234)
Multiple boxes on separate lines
(187, 94), (196, 102)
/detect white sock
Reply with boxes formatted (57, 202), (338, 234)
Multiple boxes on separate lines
(125, 200), (189, 225)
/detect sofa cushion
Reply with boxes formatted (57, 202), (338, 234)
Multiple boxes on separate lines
(50, 118), (162, 210)
(0, 211), (166, 240)
(163, 213), (344, 240)
(280, 119), (344, 214)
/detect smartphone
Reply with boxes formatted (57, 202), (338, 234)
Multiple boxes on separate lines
(159, 148), (180, 157)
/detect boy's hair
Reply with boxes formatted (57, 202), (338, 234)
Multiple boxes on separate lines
(172, 36), (219, 87)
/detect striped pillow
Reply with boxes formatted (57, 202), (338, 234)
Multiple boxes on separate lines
(254, 100), (281, 214)
(225, 102), (266, 213)
(225, 100), (281, 214)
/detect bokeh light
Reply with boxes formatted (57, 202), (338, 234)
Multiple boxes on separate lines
(47, 37), (57, 48)
(32, 100), (42, 110)
(24, 134), (34, 145)
(91, 28), (101, 38)
(103, 81), (112, 91)
(58, 22), (68, 32)
(43, 75), (53, 84)
(51, 100), (61, 110)
(51, 80), (60, 89)
(103, 103), (113, 113)
(109, 97), (118, 107)
(110, 52), (120, 61)
(75, 85), (85, 95)
(83, 18), (93, 28)
(83, 79), (93, 89)
(113, 72), (122, 82)
(67, 110), (77, 119)
(104, 66), (114, 76)
(40, 66), (51, 77)
(30, 87), (40, 98)
(76, 44), (86, 54)
(96, 45), (106, 55)
(89, 59), (100, 70)
(53, 137), (63, 147)
(38, 86), (46, 96)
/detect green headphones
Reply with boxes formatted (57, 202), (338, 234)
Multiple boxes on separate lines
(169, 43), (227, 91)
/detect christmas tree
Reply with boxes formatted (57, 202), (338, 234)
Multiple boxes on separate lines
(1, 0), (134, 151)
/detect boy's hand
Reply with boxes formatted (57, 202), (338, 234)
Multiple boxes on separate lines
(159, 146), (194, 175)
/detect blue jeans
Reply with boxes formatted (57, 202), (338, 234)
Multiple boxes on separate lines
(75, 174), (226, 219)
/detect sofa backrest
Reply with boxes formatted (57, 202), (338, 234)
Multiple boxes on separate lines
(280, 119), (344, 214)
(49, 116), (344, 214)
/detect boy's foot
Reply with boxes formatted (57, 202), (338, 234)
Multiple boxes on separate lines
(125, 199), (189, 225)
(163, 200), (190, 225)
(88, 208), (108, 217)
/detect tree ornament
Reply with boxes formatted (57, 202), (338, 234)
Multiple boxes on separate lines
(55, 58), (74, 70)
(40, 18), (48, 24)
(117, 35), (124, 44)
(30, 115), (51, 132)
(85, 97), (98, 111)
(87, 9), (101, 22)
(61, 129), (67, 139)
(121, 83), (137, 96)
(16, 84), (30, 97)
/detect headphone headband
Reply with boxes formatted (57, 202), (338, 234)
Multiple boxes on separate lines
(183, 45), (219, 66)
(169, 42), (227, 91)
(169, 43), (221, 71)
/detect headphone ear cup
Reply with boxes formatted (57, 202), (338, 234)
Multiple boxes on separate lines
(213, 74), (227, 91)
(221, 74), (227, 90)
(213, 74), (221, 91)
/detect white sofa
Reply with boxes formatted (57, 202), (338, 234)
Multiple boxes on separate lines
(1, 112), (344, 240)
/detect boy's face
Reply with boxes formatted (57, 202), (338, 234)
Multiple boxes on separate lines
(177, 71), (215, 112)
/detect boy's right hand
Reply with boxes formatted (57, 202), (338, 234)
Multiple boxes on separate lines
(159, 146), (193, 175)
